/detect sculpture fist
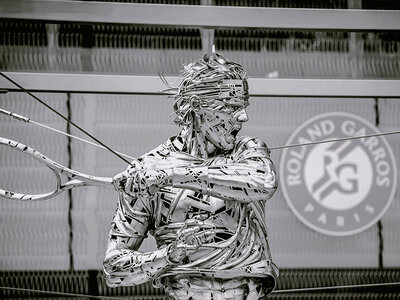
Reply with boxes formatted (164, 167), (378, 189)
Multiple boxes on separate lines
(112, 162), (140, 196)
(167, 222), (215, 264)
(134, 169), (172, 197)
(112, 163), (172, 198)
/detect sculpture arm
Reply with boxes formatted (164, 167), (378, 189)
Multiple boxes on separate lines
(104, 241), (172, 287)
(103, 192), (172, 287)
(169, 138), (277, 203)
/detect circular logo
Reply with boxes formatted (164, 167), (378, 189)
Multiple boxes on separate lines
(280, 112), (397, 236)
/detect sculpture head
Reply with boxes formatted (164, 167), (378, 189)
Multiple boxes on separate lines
(171, 52), (249, 153)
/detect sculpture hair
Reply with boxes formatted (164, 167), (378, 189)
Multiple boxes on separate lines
(162, 52), (248, 126)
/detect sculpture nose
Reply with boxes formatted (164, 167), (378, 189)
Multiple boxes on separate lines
(237, 109), (248, 122)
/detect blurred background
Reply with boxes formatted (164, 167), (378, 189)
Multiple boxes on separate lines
(0, 0), (399, 299)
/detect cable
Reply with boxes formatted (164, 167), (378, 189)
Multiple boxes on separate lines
(2, 107), (400, 154)
(269, 130), (400, 150)
(272, 281), (400, 293)
(0, 108), (136, 160)
(0, 72), (134, 167)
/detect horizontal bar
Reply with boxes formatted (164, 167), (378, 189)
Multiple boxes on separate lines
(250, 78), (400, 98)
(0, 0), (399, 31)
(1, 72), (399, 98)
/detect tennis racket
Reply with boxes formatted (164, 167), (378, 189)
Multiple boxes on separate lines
(0, 137), (113, 201)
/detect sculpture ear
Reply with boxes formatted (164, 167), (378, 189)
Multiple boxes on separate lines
(189, 96), (201, 113)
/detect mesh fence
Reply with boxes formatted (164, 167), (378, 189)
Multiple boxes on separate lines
(0, 269), (399, 299)
(1, 1), (399, 77)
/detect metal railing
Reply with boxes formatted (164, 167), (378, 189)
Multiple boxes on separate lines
(0, 72), (399, 98)
(0, 1), (399, 31)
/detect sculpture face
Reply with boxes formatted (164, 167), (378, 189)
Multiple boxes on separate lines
(196, 80), (249, 151)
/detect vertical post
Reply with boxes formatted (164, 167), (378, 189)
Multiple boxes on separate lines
(374, 98), (384, 269)
(80, 25), (95, 72)
(201, 0), (215, 54)
(348, 0), (363, 78)
(66, 93), (74, 271)
(88, 270), (100, 298)
(45, 24), (59, 71)
(74, 94), (99, 269)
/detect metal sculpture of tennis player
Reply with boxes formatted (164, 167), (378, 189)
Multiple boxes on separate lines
(104, 51), (278, 299)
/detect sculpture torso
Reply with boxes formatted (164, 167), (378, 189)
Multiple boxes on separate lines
(139, 137), (273, 275)
(105, 135), (277, 299)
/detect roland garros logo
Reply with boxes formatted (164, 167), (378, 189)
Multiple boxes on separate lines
(280, 112), (396, 236)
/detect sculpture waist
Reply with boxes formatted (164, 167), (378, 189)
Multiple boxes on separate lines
(154, 260), (278, 291)
(153, 219), (267, 270)
(169, 260), (278, 278)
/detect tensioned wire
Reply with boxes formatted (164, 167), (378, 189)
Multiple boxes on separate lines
(0, 108), (136, 161)
(0, 72), (135, 167)
(0, 282), (399, 298)
(1, 108), (400, 156)
(1, 72), (400, 161)
(269, 130), (400, 150)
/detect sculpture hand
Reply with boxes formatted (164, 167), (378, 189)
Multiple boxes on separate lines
(134, 169), (172, 197)
(167, 223), (215, 264)
(113, 165), (172, 198)
(112, 161), (141, 196)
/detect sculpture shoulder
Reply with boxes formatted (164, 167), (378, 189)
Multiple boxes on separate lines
(232, 136), (271, 161)
(134, 137), (183, 164)
(139, 138), (175, 160)
(137, 137), (202, 169)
